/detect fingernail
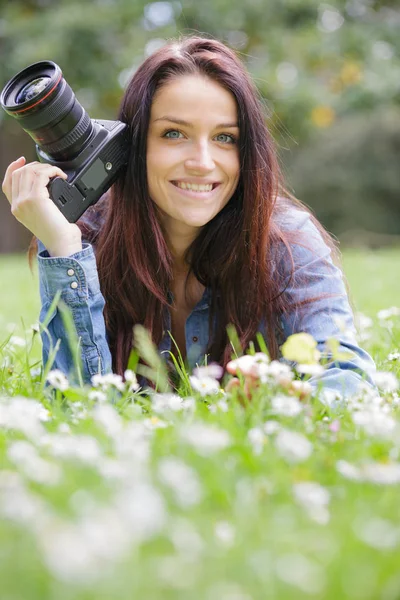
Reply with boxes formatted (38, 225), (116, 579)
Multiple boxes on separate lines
(17, 156), (25, 161)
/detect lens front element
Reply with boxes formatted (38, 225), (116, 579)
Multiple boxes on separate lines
(15, 76), (52, 104)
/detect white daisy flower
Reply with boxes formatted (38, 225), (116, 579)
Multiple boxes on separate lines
(47, 369), (69, 391)
(189, 375), (220, 397)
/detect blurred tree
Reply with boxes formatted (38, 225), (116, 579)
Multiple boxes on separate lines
(0, 0), (399, 250)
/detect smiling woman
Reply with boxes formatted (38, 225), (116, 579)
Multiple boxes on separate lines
(2, 35), (376, 397)
(147, 75), (240, 266)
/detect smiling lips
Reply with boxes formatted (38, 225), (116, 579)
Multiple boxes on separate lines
(171, 180), (219, 192)
(170, 181), (220, 200)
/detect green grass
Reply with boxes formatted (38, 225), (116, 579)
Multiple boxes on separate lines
(0, 249), (400, 600)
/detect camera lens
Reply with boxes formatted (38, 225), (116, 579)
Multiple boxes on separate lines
(0, 61), (94, 161)
(15, 76), (52, 104)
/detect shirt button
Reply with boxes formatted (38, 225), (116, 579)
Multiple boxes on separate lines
(192, 336), (198, 343)
(67, 268), (75, 276)
(70, 281), (78, 289)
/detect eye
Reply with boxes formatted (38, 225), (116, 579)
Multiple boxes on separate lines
(215, 133), (237, 144)
(163, 129), (184, 139)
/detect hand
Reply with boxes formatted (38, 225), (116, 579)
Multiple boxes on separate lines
(225, 359), (260, 400)
(2, 157), (82, 255)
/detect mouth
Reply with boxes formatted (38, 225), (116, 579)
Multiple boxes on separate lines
(170, 181), (221, 199)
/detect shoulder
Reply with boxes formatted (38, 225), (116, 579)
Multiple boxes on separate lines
(272, 196), (317, 235)
(271, 196), (338, 272)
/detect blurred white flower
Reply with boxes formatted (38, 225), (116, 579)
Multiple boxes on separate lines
(355, 312), (373, 330)
(296, 363), (325, 376)
(0, 471), (50, 527)
(293, 481), (330, 525)
(248, 427), (266, 455)
(189, 375), (220, 396)
(7, 440), (62, 486)
(214, 521), (236, 547)
(216, 399), (229, 412)
(377, 307), (400, 321)
(362, 462), (400, 485)
(58, 423), (71, 434)
(30, 322), (40, 333)
(91, 373), (125, 392)
(124, 369), (140, 391)
(181, 422), (231, 456)
(92, 404), (123, 439)
(275, 429), (313, 463)
(152, 393), (183, 414)
(181, 397), (196, 412)
(0, 396), (49, 440)
(38, 510), (131, 583)
(318, 388), (344, 407)
(271, 394), (303, 417)
(337, 459), (400, 485)
(169, 517), (205, 558)
(193, 363), (224, 380)
(275, 552), (326, 594)
(115, 481), (166, 543)
(88, 390), (107, 403)
(372, 371), (398, 392)
(8, 335), (26, 348)
(47, 369), (69, 391)
(264, 360), (294, 386)
(143, 416), (169, 430)
(158, 457), (203, 508)
(388, 352), (400, 361)
(336, 459), (362, 481)
(29, 366), (41, 378)
(354, 516), (400, 550)
(352, 409), (396, 438)
(264, 420), (281, 435)
(290, 380), (313, 398)
(40, 433), (103, 467)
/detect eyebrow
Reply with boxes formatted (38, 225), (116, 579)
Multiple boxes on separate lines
(153, 116), (239, 128)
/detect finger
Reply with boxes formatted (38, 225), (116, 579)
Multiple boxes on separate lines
(244, 376), (259, 399)
(18, 166), (37, 198)
(225, 377), (240, 393)
(29, 166), (68, 198)
(11, 167), (23, 205)
(226, 362), (237, 376)
(2, 157), (26, 202)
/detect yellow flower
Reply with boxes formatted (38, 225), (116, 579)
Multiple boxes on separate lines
(281, 333), (321, 364)
(340, 61), (362, 86)
(311, 105), (335, 128)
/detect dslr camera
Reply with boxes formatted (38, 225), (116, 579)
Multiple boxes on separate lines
(1, 60), (130, 222)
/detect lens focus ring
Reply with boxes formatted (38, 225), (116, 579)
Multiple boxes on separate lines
(40, 111), (92, 155)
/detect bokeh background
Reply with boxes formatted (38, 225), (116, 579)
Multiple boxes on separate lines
(0, 0), (399, 253)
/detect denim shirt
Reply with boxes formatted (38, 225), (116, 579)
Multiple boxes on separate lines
(37, 207), (376, 399)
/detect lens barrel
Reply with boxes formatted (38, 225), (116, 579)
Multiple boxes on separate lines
(0, 61), (94, 161)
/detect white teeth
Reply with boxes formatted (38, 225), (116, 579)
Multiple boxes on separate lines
(176, 182), (213, 192)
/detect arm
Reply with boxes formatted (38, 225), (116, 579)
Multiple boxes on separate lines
(278, 209), (376, 402)
(37, 240), (112, 384)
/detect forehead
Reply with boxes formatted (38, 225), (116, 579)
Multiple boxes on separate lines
(150, 75), (238, 122)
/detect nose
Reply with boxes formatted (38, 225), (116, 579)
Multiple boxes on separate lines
(184, 141), (215, 173)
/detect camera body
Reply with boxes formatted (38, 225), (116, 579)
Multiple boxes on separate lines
(43, 118), (129, 222)
(1, 60), (130, 223)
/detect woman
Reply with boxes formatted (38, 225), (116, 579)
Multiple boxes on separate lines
(2, 36), (375, 397)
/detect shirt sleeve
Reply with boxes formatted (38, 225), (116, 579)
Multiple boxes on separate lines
(37, 239), (112, 384)
(278, 209), (377, 402)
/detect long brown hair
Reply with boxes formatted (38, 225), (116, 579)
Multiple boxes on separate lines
(30, 36), (340, 376)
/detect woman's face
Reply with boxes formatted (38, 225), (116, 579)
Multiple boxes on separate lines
(146, 74), (240, 241)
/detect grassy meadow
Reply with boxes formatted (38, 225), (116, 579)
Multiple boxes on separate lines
(1, 248), (400, 600)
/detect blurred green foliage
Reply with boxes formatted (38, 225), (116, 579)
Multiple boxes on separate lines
(0, 0), (399, 236)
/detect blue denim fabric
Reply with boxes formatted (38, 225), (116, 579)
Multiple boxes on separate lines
(37, 208), (377, 398)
